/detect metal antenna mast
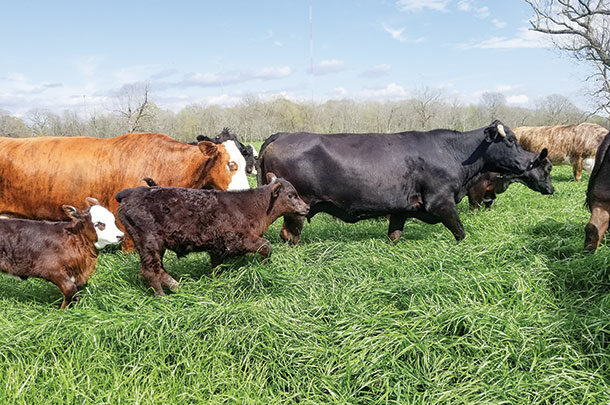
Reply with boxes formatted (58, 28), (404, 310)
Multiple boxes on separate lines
(309, 0), (313, 102)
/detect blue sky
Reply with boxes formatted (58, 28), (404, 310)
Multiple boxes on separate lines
(0, 0), (593, 117)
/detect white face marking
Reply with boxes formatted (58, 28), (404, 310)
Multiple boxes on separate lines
(223, 140), (250, 191)
(89, 205), (124, 249)
(70, 276), (76, 283)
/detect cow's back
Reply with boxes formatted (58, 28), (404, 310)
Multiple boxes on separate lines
(0, 133), (205, 220)
(260, 132), (457, 216)
(514, 123), (607, 161)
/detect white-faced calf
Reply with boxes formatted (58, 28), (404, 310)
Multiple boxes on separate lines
(116, 173), (309, 296)
(0, 198), (124, 308)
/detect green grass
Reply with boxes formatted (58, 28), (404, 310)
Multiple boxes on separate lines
(1, 165), (609, 403)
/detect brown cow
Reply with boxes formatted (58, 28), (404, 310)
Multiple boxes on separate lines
(585, 131), (610, 251)
(0, 133), (249, 247)
(514, 123), (607, 181)
(0, 198), (123, 308)
(115, 173), (309, 296)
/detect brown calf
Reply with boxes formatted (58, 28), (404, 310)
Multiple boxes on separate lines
(116, 173), (309, 296)
(585, 131), (610, 251)
(514, 123), (607, 181)
(0, 198), (123, 308)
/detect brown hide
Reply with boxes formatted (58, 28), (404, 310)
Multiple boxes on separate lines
(514, 123), (607, 180)
(0, 133), (233, 244)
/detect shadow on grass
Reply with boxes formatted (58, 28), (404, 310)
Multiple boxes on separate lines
(268, 216), (442, 245)
(526, 218), (610, 364)
(526, 218), (584, 260)
(0, 276), (62, 308)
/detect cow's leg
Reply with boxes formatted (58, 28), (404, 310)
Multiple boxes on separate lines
(49, 273), (78, 309)
(429, 201), (465, 241)
(138, 247), (171, 296)
(121, 236), (136, 253)
(280, 214), (305, 245)
(483, 190), (497, 209)
(573, 156), (584, 181)
(388, 213), (408, 241)
(467, 183), (485, 211)
(585, 204), (610, 251)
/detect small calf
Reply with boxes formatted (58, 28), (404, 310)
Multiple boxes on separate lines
(467, 148), (554, 210)
(0, 198), (124, 308)
(116, 173), (309, 296)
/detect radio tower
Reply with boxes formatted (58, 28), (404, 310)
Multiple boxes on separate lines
(309, 0), (313, 102)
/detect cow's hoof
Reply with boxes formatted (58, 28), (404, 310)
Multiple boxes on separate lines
(388, 231), (402, 241)
(280, 228), (292, 242)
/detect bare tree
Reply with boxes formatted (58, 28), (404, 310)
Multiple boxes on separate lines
(525, 0), (610, 115)
(412, 86), (442, 130)
(480, 92), (507, 122)
(535, 93), (585, 124)
(114, 82), (154, 133)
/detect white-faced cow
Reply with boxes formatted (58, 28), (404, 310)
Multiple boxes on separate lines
(0, 198), (123, 308)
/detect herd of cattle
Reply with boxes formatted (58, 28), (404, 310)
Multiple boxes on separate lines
(0, 120), (608, 308)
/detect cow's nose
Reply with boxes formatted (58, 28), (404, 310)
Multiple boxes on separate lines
(117, 234), (125, 242)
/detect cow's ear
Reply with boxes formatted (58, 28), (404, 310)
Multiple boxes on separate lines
(85, 197), (99, 207)
(63, 205), (82, 220)
(271, 182), (282, 197)
(198, 141), (218, 156)
(266, 172), (278, 183)
(484, 122), (505, 141)
(538, 148), (548, 160)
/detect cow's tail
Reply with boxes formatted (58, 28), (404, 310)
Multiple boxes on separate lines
(586, 131), (610, 211)
(256, 132), (282, 186)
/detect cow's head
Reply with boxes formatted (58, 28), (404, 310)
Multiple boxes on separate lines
(483, 120), (532, 174)
(196, 129), (258, 176)
(519, 148), (554, 195)
(198, 140), (250, 191)
(63, 197), (124, 249)
(265, 172), (309, 218)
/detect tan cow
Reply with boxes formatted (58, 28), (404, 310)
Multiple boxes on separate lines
(513, 123), (608, 181)
(0, 132), (249, 248)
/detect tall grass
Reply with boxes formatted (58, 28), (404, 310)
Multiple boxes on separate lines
(0, 166), (608, 403)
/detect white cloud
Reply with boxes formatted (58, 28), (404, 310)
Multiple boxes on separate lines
(507, 94), (529, 105)
(491, 18), (507, 28)
(457, 0), (489, 18)
(397, 0), (449, 12)
(358, 83), (408, 100)
(458, 27), (551, 49)
(361, 64), (391, 77)
(312, 59), (346, 76)
(383, 24), (425, 43)
(330, 87), (348, 97)
(252, 66), (292, 80)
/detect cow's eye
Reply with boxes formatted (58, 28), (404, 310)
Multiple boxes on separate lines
(227, 161), (238, 171)
(95, 222), (106, 231)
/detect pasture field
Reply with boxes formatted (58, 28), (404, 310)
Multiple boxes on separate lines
(0, 165), (609, 403)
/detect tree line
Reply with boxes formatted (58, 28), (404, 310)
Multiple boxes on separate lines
(0, 89), (607, 142)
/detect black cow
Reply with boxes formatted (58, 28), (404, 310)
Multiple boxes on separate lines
(257, 120), (544, 243)
(192, 128), (258, 175)
(467, 148), (553, 209)
(585, 131), (610, 251)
